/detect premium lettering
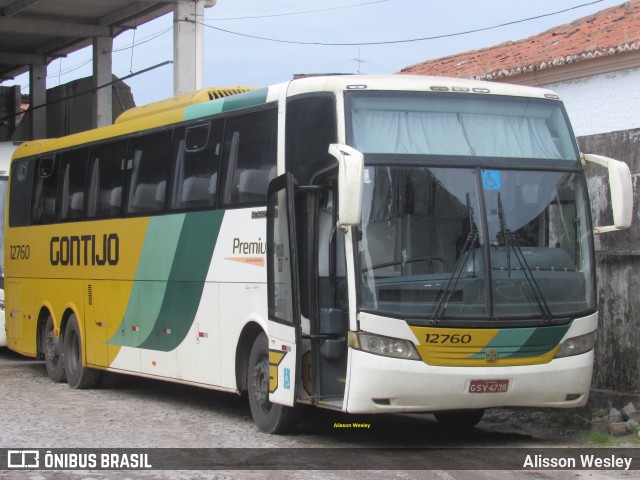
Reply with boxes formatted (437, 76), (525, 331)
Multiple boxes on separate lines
(232, 237), (266, 255)
(50, 234), (119, 266)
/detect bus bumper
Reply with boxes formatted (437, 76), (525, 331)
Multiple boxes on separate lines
(345, 348), (593, 413)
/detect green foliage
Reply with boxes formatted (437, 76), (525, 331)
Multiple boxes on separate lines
(548, 407), (592, 431)
(584, 431), (612, 446)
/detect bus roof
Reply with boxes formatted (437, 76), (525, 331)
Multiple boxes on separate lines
(10, 74), (562, 161)
(285, 74), (561, 100)
(114, 86), (255, 124)
(11, 87), (258, 160)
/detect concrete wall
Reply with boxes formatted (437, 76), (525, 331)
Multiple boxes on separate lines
(545, 67), (640, 137)
(577, 129), (640, 403)
(541, 64), (640, 402)
(0, 86), (21, 141)
(11, 75), (135, 140)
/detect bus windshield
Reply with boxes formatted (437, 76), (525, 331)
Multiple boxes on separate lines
(348, 92), (578, 161)
(350, 91), (591, 323)
(358, 167), (594, 322)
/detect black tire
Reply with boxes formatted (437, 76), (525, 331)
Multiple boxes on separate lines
(247, 333), (297, 434)
(42, 315), (66, 383)
(434, 409), (485, 429)
(63, 314), (100, 389)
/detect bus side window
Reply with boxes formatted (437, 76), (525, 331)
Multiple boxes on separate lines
(56, 148), (88, 222)
(124, 130), (173, 215)
(32, 155), (58, 225)
(8, 159), (34, 227)
(169, 119), (223, 211)
(86, 140), (128, 219)
(286, 95), (337, 185)
(220, 108), (277, 207)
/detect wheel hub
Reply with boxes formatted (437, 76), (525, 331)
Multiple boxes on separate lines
(252, 359), (270, 408)
(46, 333), (58, 360)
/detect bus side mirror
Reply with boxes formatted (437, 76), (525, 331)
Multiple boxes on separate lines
(581, 153), (633, 233)
(329, 144), (364, 229)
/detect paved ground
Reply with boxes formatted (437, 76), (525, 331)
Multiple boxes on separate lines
(0, 348), (636, 479)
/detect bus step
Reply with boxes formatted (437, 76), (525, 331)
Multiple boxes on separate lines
(317, 397), (344, 410)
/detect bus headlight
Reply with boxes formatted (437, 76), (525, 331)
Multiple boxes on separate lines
(349, 332), (421, 360)
(554, 332), (595, 359)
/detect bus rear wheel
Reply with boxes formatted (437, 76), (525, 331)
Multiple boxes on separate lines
(63, 314), (100, 389)
(247, 333), (297, 434)
(42, 315), (66, 383)
(434, 409), (485, 429)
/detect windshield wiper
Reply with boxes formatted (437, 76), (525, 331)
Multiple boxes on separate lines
(497, 193), (553, 323)
(432, 193), (478, 323)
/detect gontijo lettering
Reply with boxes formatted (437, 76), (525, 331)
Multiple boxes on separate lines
(50, 234), (119, 266)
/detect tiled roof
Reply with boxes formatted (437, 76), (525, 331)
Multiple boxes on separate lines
(400, 0), (640, 80)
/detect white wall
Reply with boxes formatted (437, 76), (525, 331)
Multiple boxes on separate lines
(542, 67), (640, 137)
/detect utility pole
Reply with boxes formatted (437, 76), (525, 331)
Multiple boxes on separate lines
(174, 0), (217, 96)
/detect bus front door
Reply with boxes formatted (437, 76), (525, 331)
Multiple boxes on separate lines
(267, 173), (349, 411)
(306, 178), (349, 409)
(266, 173), (301, 408)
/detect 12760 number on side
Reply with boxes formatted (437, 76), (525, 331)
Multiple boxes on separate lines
(10, 244), (30, 260)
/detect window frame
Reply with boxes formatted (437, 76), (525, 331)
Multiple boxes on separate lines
(218, 104), (279, 209)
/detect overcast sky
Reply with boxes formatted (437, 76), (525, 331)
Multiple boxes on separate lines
(3, 0), (627, 106)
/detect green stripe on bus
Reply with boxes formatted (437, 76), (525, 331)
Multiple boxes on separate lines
(184, 99), (225, 121)
(468, 324), (570, 359)
(221, 88), (269, 112)
(139, 210), (224, 351)
(108, 211), (224, 350)
(509, 324), (570, 358)
(183, 88), (269, 121)
(108, 215), (185, 348)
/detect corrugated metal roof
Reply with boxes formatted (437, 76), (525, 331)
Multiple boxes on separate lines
(400, 0), (640, 80)
(0, 1), (173, 82)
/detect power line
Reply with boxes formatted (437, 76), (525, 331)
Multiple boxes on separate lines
(194, 0), (607, 46)
(110, 27), (173, 54)
(41, 27), (172, 82)
(47, 59), (92, 79)
(206, 0), (390, 21)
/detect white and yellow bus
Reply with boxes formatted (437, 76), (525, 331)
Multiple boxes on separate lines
(0, 141), (20, 347)
(5, 75), (632, 433)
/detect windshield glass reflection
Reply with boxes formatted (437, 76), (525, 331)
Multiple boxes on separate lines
(358, 167), (594, 321)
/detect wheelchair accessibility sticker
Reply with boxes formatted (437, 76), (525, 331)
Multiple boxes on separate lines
(284, 368), (291, 390)
(482, 170), (501, 190)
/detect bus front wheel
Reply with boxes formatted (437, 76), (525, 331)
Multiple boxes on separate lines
(434, 409), (485, 429)
(63, 314), (100, 389)
(42, 315), (66, 383)
(247, 333), (297, 434)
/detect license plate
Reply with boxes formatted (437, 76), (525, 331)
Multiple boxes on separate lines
(469, 379), (509, 393)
